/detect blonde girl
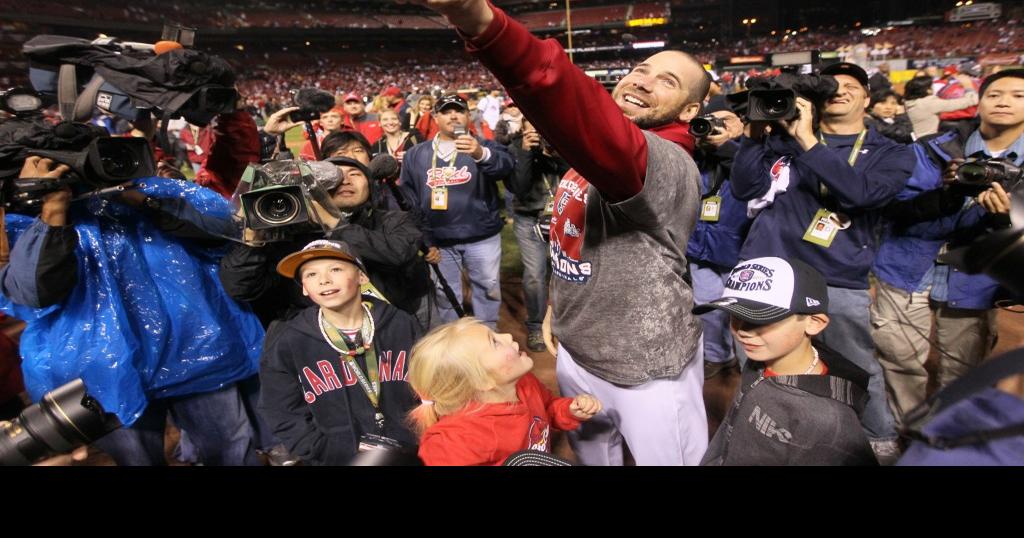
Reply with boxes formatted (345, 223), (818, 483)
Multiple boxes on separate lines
(407, 318), (601, 466)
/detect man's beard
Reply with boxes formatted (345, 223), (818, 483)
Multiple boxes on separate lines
(617, 93), (689, 129)
(631, 106), (686, 129)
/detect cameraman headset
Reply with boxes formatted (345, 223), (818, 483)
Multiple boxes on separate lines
(685, 102), (751, 379)
(870, 69), (1024, 427)
(730, 62), (917, 461)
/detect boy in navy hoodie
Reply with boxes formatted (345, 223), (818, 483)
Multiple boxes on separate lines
(258, 240), (421, 465)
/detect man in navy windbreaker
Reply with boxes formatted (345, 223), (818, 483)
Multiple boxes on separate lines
(399, 95), (514, 328)
(872, 69), (1024, 423)
(730, 63), (916, 459)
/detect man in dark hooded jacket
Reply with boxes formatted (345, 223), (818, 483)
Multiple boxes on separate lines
(219, 147), (433, 329)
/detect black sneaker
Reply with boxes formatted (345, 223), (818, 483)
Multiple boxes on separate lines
(527, 331), (547, 352)
(704, 357), (738, 379)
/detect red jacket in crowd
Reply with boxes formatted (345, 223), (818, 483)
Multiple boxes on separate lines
(178, 124), (214, 166)
(417, 373), (581, 466)
(194, 110), (261, 198)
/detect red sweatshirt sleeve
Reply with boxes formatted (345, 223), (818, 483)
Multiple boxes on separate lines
(463, 5), (647, 203)
(196, 110), (260, 199)
(520, 373), (581, 432)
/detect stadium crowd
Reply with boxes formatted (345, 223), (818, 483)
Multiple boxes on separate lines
(1, 0), (1023, 467)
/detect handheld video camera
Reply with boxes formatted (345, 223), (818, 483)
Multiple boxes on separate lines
(739, 73), (838, 123)
(690, 114), (727, 138)
(0, 379), (121, 466)
(1, 119), (155, 214)
(228, 160), (344, 245)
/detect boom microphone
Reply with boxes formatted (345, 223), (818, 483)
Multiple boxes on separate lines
(368, 153), (401, 183)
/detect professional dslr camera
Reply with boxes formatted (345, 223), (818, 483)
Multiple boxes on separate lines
(690, 114), (727, 138)
(0, 379), (120, 466)
(227, 159), (344, 245)
(735, 73), (838, 123)
(955, 158), (1023, 195)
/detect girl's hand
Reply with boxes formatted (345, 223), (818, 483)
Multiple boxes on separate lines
(569, 394), (602, 420)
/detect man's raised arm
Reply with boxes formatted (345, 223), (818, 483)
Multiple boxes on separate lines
(407, 0), (647, 202)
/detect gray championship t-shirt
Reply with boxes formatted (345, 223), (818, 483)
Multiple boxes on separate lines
(549, 131), (702, 385)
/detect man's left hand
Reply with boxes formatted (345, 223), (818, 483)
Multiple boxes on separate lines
(455, 134), (484, 160)
(978, 182), (1011, 215)
(701, 110), (744, 148)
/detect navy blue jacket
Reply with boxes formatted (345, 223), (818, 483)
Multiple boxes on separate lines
(399, 136), (515, 247)
(685, 140), (752, 270)
(873, 130), (1009, 310)
(731, 128), (915, 289)
(258, 298), (421, 465)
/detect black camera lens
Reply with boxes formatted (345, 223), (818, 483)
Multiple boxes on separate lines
(957, 162), (991, 185)
(254, 191), (301, 225)
(762, 97), (790, 116)
(93, 138), (145, 181)
(690, 117), (712, 137)
(0, 379), (117, 466)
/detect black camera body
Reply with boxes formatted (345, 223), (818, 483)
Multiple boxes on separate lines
(0, 119), (156, 213)
(0, 379), (120, 466)
(955, 158), (1024, 194)
(288, 88), (337, 123)
(690, 114), (728, 138)
(739, 73), (838, 124)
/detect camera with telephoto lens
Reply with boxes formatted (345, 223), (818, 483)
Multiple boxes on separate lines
(740, 73), (838, 123)
(288, 88), (337, 123)
(229, 159), (344, 244)
(690, 114), (727, 138)
(955, 158), (1024, 194)
(0, 378), (121, 466)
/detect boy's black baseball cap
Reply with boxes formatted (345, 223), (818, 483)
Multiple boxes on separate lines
(692, 257), (828, 325)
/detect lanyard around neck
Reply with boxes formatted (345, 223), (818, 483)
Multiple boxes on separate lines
(818, 129), (867, 167)
(318, 306), (380, 412)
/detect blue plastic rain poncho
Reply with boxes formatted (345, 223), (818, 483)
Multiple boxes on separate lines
(0, 177), (263, 425)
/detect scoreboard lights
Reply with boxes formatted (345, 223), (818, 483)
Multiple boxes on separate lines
(627, 17), (667, 27)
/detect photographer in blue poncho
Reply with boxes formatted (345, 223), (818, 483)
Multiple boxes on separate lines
(0, 132), (265, 466)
